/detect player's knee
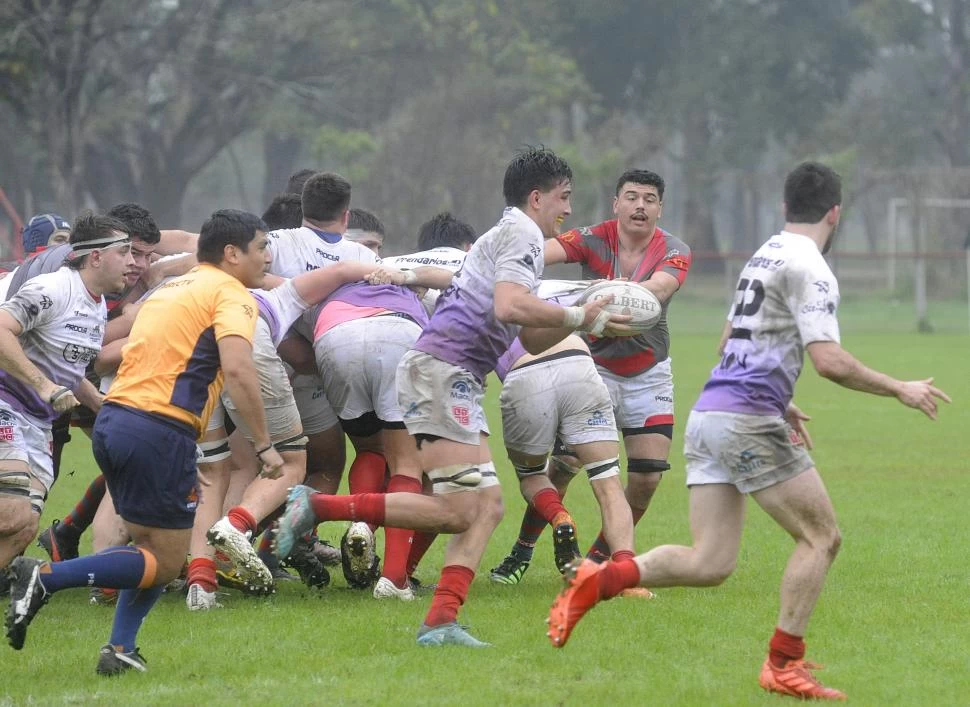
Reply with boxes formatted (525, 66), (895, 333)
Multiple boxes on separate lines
(824, 526), (842, 561)
(694, 556), (736, 586)
(481, 491), (504, 530)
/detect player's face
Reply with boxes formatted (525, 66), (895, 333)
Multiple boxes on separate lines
(48, 229), (70, 247)
(533, 181), (572, 238)
(126, 238), (156, 286)
(614, 183), (662, 239)
(100, 243), (137, 293)
(349, 231), (383, 256)
(240, 230), (271, 288)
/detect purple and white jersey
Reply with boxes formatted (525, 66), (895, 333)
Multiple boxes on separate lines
(694, 232), (841, 416)
(494, 280), (587, 381)
(413, 207), (544, 382)
(0, 268), (107, 424)
(267, 226), (378, 278)
(250, 279), (309, 347)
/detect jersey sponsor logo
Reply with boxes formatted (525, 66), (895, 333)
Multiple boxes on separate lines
(768, 241), (783, 248)
(402, 401), (419, 419)
(242, 304), (254, 319)
(747, 256), (785, 271)
(314, 248), (340, 263)
(813, 280), (831, 294)
(39, 295), (53, 310)
(654, 394), (673, 403)
(64, 323), (88, 334)
(586, 410), (611, 427)
(451, 405), (470, 426)
(311, 388), (326, 400)
(450, 380), (472, 401)
(667, 255), (690, 270)
(734, 448), (764, 475)
(0, 425), (13, 442)
(63, 343), (98, 365)
(801, 299), (836, 315)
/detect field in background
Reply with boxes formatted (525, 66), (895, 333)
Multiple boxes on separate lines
(2, 322), (967, 705)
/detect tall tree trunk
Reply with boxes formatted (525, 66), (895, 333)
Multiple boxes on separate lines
(681, 109), (718, 272)
(263, 132), (305, 205)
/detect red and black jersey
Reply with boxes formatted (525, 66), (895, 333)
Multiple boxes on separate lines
(555, 220), (691, 376)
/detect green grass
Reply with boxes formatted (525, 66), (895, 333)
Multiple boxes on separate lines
(3, 326), (968, 706)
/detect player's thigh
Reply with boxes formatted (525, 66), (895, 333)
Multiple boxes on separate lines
(751, 467), (839, 545)
(383, 426), (422, 479)
(0, 459), (33, 534)
(123, 521), (192, 580)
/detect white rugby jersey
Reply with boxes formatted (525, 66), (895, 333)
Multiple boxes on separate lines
(695, 231), (841, 416)
(266, 226), (379, 278)
(0, 268), (107, 424)
(383, 247), (469, 315)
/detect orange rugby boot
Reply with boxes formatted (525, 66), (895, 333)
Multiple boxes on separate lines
(546, 559), (605, 648)
(758, 657), (846, 701)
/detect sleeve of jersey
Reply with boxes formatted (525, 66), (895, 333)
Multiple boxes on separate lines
(786, 262), (841, 346)
(0, 278), (61, 333)
(213, 287), (258, 343)
(657, 238), (692, 284)
(494, 228), (540, 288)
(553, 228), (590, 263)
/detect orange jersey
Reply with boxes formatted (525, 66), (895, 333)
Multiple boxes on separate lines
(107, 263), (257, 436)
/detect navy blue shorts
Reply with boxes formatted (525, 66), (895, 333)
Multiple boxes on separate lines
(92, 403), (200, 530)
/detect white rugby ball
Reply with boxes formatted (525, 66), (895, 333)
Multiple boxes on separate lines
(576, 281), (662, 333)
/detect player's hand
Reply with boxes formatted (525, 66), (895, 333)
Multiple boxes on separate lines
(896, 377), (951, 420)
(366, 267), (407, 286)
(46, 385), (80, 413)
(258, 446), (285, 479)
(784, 402), (813, 450)
(579, 296), (634, 337)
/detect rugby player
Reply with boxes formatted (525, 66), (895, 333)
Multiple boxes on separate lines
(5, 209), (283, 675)
(546, 162), (950, 701)
(0, 213), (133, 573)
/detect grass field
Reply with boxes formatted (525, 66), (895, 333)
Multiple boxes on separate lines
(2, 317), (968, 705)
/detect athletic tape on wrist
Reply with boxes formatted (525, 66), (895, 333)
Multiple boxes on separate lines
(562, 306), (585, 329)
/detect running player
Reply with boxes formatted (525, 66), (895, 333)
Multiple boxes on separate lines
(546, 162), (950, 701)
(5, 209), (283, 675)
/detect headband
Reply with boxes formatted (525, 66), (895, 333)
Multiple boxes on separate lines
(71, 231), (130, 256)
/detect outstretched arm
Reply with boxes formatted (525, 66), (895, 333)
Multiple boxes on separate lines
(291, 261), (379, 305)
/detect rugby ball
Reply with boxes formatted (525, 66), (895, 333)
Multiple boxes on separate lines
(576, 281), (662, 333)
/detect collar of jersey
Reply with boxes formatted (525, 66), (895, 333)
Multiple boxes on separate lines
(306, 226), (343, 244)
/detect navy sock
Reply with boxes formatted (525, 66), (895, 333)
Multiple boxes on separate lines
(40, 546), (152, 593)
(109, 586), (164, 652)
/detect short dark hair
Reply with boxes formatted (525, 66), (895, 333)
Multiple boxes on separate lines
(65, 211), (129, 270)
(615, 169), (665, 200)
(347, 207), (385, 236)
(106, 202), (161, 245)
(197, 209), (267, 265)
(783, 162), (842, 224)
(503, 147), (572, 208)
(301, 172), (351, 223)
(286, 169), (317, 196)
(417, 212), (476, 251)
(261, 193), (303, 230)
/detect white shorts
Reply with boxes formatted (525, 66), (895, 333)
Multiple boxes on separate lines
(222, 319), (301, 441)
(291, 373), (339, 435)
(315, 315), (422, 424)
(683, 410), (814, 494)
(0, 407), (54, 491)
(500, 352), (617, 456)
(599, 357), (675, 432)
(396, 350), (489, 446)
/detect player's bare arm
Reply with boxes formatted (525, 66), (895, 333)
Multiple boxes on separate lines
(365, 264), (455, 290)
(218, 334), (284, 477)
(156, 229), (199, 256)
(807, 341), (950, 419)
(636, 271), (681, 304)
(73, 378), (104, 414)
(717, 319), (732, 356)
(0, 310), (77, 411)
(542, 237), (569, 266)
(94, 337), (126, 377)
(784, 401), (813, 450)
(103, 301), (143, 345)
(146, 252), (196, 287)
(292, 261), (380, 305)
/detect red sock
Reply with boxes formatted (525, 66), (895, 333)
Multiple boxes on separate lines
(769, 627), (806, 667)
(407, 531), (437, 577)
(227, 506), (258, 535)
(531, 488), (568, 525)
(382, 476), (422, 587)
(424, 565), (475, 627)
(187, 558), (218, 592)
(348, 451), (387, 495)
(311, 493), (386, 526)
(611, 550), (635, 562)
(597, 559), (640, 600)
